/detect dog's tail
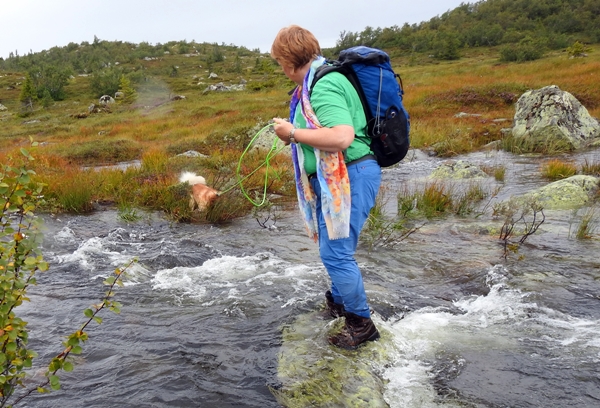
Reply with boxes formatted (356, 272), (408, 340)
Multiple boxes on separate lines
(179, 171), (206, 186)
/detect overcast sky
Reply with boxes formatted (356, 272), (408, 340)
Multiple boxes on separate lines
(1, 0), (469, 59)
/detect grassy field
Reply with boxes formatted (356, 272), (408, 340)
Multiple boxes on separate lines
(0, 44), (598, 222)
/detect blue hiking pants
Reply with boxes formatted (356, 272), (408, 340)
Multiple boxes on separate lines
(310, 158), (381, 318)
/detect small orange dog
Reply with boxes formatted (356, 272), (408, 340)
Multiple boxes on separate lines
(179, 172), (219, 212)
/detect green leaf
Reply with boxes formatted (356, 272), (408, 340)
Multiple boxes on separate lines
(24, 257), (37, 265)
(18, 173), (31, 184)
(71, 345), (83, 354)
(67, 336), (80, 347)
(63, 361), (74, 372)
(93, 316), (103, 324)
(83, 308), (94, 318)
(103, 276), (116, 285)
(50, 375), (61, 390)
(49, 359), (62, 371)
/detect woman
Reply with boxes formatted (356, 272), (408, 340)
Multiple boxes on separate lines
(271, 25), (381, 350)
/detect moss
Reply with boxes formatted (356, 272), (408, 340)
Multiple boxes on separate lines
(522, 175), (600, 210)
(430, 160), (488, 180)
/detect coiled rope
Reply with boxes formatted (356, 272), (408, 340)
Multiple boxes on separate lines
(218, 123), (287, 207)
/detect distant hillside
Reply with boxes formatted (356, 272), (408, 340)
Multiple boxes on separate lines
(333, 0), (600, 60)
(2, 0), (598, 72)
(1, 0), (598, 110)
(0, 38), (273, 110)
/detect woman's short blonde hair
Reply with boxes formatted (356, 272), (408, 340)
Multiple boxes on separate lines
(271, 25), (321, 69)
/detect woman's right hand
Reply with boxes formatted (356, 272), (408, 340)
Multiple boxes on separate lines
(272, 118), (294, 145)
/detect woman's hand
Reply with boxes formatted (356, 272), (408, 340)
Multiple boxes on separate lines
(272, 118), (355, 151)
(272, 118), (295, 145)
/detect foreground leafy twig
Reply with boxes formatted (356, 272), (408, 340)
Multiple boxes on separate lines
(0, 145), (48, 407)
(0, 144), (135, 407)
(12, 259), (136, 404)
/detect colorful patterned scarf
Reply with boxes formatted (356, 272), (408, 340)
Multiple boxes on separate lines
(289, 57), (351, 242)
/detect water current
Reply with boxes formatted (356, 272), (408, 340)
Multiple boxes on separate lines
(16, 148), (600, 407)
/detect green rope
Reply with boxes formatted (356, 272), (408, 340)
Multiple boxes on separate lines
(219, 123), (287, 207)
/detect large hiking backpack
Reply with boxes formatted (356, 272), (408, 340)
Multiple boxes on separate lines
(310, 46), (410, 167)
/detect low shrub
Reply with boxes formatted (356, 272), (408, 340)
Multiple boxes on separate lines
(499, 39), (545, 62)
(61, 138), (142, 165)
(424, 84), (526, 108)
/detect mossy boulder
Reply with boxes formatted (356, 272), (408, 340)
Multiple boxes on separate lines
(429, 160), (488, 179)
(512, 85), (600, 151)
(271, 312), (396, 407)
(521, 175), (600, 210)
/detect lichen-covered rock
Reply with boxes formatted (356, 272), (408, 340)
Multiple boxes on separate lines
(430, 160), (488, 179)
(271, 312), (395, 407)
(512, 85), (600, 150)
(203, 82), (245, 92)
(521, 175), (600, 210)
(99, 95), (115, 105)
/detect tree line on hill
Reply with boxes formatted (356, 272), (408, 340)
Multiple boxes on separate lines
(333, 0), (599, 60)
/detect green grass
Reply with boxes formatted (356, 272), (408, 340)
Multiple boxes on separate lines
(571, 206), (598, 240)
(482, 164), (506, 182)
(581, 159), (600, 176)
(541, 159), (578, 181)
(2, 43), (600, 221)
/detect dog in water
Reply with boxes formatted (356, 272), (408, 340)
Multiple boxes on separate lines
(179, 172), (219, 212)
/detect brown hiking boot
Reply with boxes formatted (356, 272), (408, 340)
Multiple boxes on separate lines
(328, 312), (380, 350)
(322, 290), (345, 320)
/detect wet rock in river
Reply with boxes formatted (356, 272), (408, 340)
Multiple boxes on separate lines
(272, 312), (393, 407)
(430, 160), (488, 179)
(520, 175), (600, 210)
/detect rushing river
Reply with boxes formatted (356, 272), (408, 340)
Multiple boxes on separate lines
(16, 148), (600, 408)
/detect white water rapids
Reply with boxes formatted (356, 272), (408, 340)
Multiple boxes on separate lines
(13, 148), (600, 407)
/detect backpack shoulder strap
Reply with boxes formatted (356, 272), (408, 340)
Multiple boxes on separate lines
(308, 60), (341, 95)
(308, 61), (373, 123)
